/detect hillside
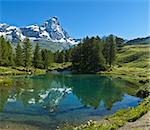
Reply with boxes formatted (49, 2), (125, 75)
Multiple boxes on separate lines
(126, 36), (150, 45)
(116, 44), (149, 68)
(100, 44), (150, 95)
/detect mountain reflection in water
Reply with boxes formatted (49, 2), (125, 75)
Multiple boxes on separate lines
(0, 73), (142, 129)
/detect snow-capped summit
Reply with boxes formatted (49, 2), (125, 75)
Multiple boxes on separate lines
(51, 16), (58, 22)
(0, 17), (80, 51)
(42, 17), (70, 42)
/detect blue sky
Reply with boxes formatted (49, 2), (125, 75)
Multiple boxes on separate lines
(0, 0), (149, 39)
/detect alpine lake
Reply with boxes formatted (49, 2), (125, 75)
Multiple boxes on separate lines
(0, 71), (143, 130)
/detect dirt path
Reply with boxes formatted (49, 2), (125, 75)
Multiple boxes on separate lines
(118, 111), (150, 130)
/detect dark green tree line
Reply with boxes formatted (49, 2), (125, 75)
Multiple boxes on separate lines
(0, 35), (117, 73)
(0, 37), (54, 69)
(54, 48), (73, 63)
(72, 36), (106, 73)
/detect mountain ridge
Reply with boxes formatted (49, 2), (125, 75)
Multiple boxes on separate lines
(0, 17), (80, 51)
(126, 36), (150, 45)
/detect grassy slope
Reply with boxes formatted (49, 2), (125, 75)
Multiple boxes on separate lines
(100, 44), (150, 92)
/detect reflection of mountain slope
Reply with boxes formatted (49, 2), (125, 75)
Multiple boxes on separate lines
(6, 87), (71, 112)
(0, 74), (138, 113)
(39, 88), (71, 112)
(2, 75), (71, 112)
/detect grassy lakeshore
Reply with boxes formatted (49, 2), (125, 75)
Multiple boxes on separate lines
(0, 66), (46, 86)
(0, 62), (71, 86)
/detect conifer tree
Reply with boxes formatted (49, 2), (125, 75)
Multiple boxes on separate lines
(0, 37), (14, 66)
(7, 41), (14, 66)
(41, 49), (53, 69)
(15, 43), (23, 66)
(22, 38), (32, 67)
(103, 39), (109, 64)
(109, 35), (116, 66)
(0, 37), (3, 65)
(54, 51), (59, 63)
(59, 51), (65, 63)
(0, 37), (9, 66)
(103, 35), (116, 67)
(33, 43), (42, 68)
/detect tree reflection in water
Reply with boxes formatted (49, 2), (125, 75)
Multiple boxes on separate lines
(0, 73), (139, 112)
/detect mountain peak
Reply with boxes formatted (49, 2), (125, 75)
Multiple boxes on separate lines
(44, 16), (59, 26)
(51, 16), (60, 26)
(0, 17), (80, 51)
(51, 16), (58, 22)
(42, 16), (67, 41)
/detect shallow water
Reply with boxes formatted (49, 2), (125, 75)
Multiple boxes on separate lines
(0, 73), (143, 129)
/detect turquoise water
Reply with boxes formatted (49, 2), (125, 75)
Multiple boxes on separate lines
(0, 73), (142, 129)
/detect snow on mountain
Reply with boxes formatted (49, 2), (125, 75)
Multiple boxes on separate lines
(26, 25), (40, 32)
(0, 17), (80, 50)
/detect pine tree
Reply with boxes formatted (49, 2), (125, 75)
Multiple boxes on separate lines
(56, 51), (65, 63)
(93, 36), (105, 70)
(64, 49), (72, 62)
(0, 37), (3, 65)
(71, 46), (80, 72)
(54, 51), (59, 63)
(15, 43), (23, 66)
(64, 50), (69, 62)
(109, 35), (116, 66)
(41, 49), (53, 69)
(0, 37), (14, 66)
(7, 41), (14, 66)
(33, 43), (42, 68)
(0, 37), (9, 66)
(103, 39), (109, 64)
(22, 38), (32, 67)
(103, 35), (116, 66)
